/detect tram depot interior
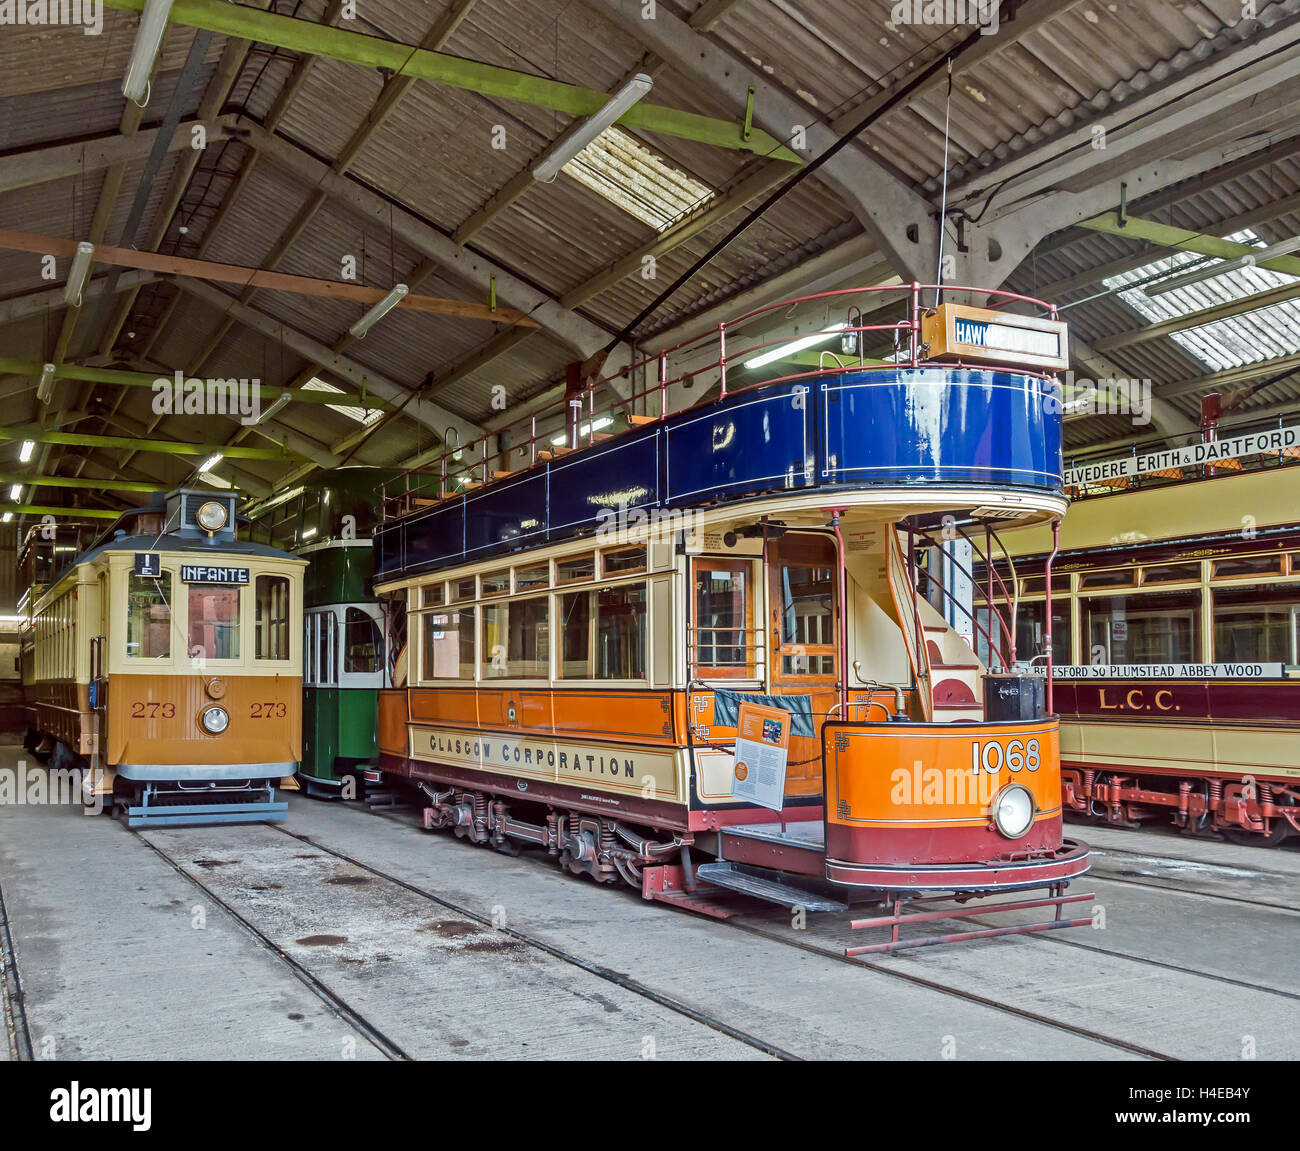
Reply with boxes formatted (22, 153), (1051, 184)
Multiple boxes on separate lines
(0, 0), (1298, 1069)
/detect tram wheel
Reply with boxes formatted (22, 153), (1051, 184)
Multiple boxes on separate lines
(1221, 822), (1292, 848)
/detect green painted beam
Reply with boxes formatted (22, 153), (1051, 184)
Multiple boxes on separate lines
(1077, 214), (1300, 278)
(0, 357), (394, 411)
(0, 427), (298, 460)
(3, 504), (121, 520)
(103, 0), (801, 163)
(0, 473), (168, 493)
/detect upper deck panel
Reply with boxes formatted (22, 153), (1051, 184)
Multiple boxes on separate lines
(375, 366), (1063, 580)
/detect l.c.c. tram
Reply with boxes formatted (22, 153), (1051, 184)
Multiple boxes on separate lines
(992, 425), (1300, 846)
(20, 489), (306, 827)
(370, 287), (1093, 952)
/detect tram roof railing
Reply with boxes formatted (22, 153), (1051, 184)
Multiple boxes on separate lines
(381, 283), (1062, 521)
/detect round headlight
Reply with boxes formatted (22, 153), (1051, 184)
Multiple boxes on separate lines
(195, 500), (228, 533)
(200, 705), (229, 735)
(991, 783), (1035, 839)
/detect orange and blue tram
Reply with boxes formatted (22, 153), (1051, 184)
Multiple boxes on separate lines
(370, 287), (1093, 951)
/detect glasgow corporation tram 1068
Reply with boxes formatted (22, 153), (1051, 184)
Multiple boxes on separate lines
(21, 489), (307, 827)
(370, 286), (1095, 953)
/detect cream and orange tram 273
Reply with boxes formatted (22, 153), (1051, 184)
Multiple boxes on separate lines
(373, 288), (1095, 953)
(22, 490), (306, 828)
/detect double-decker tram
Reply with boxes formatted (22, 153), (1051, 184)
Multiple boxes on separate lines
(372, 286), (1094, 952)
(22, 489), (307, 827)
(247, 473), (388, 797)
(993, 425), (1300, 845)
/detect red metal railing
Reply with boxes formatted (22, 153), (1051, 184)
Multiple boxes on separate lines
(381, 283), (1060, 519)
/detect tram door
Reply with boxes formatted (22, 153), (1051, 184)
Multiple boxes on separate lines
(766, 533), (839, 796)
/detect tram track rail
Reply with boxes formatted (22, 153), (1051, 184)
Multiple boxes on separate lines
(131, 830), (414, 1061)
(132, 820), (802, 1062)
(354, 802), (1174, 1060)
(0, 879), (33, 1062)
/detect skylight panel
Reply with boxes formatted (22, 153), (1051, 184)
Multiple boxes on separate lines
(560, 127), (713, 231)
(303, 377), (383, 426)
(1103, 229), (1300, 371)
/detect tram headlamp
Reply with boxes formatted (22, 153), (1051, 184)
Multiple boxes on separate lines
(195, 500), (228, 534)
(200, 705), (229, 735)
(991, 783), (1035, 839)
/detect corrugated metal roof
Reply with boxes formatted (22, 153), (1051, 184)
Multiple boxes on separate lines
(1, 0), (1298, 508)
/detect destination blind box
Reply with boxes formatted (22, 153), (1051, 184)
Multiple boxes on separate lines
(921, 304), (1069, 372)
(180, 565), (250, 585)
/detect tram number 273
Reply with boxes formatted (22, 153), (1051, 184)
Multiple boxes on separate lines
(970, 737), (1041, 775)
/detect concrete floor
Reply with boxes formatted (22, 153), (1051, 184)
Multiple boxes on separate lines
(2, 739), (1296, 1060)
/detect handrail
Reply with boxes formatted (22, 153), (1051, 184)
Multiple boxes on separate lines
(380, 282), (1061, 520)
(911, 523), (1015, 672)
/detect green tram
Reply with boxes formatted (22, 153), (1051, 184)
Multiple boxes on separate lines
(247, 471), (391, 798)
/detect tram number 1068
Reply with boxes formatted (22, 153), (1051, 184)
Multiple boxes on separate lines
(970, 737), (1041, 775)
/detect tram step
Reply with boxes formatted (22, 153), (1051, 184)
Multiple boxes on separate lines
(695, 862), (846, 912)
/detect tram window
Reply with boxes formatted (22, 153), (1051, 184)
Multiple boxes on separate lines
(1213, 584), (1300, 664)
(1019, 574), (1071, 596)
(777, 562), (835, 676)
(597, 583), (646, 679)
(126, 572), (172, 659)
(344, 607), (381, 674)
(1013, 600), (1071, 666)
(423, 608), (474, 679)
(304, 614), (315, 683)
(482, 597), (549, 679)
(1079, 568), (1137, 589)
(516, 563), (550, 591)
(315, 611), (337, 685)
(1141, 562), (1202, 585)
(189, 585), (240, 660)
(559, 591), (591, 677)
(602, 546), (646, 576)
(451, 577), (477, 602)
(1083, 590), (1200, 664)
(558, 584), (647, 679)
(255, 575), (290, 660)
(480, 569), (511, 597)
(693, 560), (753, 676)
(556, 553), (595, 584)
(423, 583), (445, 608)
(1212, 554), (1284, 580)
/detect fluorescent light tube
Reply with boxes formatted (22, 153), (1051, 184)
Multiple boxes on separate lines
(302, 527), (317, 539)
(1147, 234), (1300, 296)
(122, 0), (174, 104)
(19, 441), (34, 463)
(64, 241), (95, 307)
(198, 452), (223, 473)
(743, 323), (848, 370)
(550, 416), (613, 445)
(532, 73), (654, 183)
(349, 283), (408, 338)
(1, 514), (11, 524)
(9, 485), (22, 501)
(256, 391), (292, 424)
(37, 362), (57, 405)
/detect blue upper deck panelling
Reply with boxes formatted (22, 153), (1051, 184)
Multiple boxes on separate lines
(375, 368), (1062, 579)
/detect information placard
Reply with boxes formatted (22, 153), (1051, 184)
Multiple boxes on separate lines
(729, 701), (792, 812)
